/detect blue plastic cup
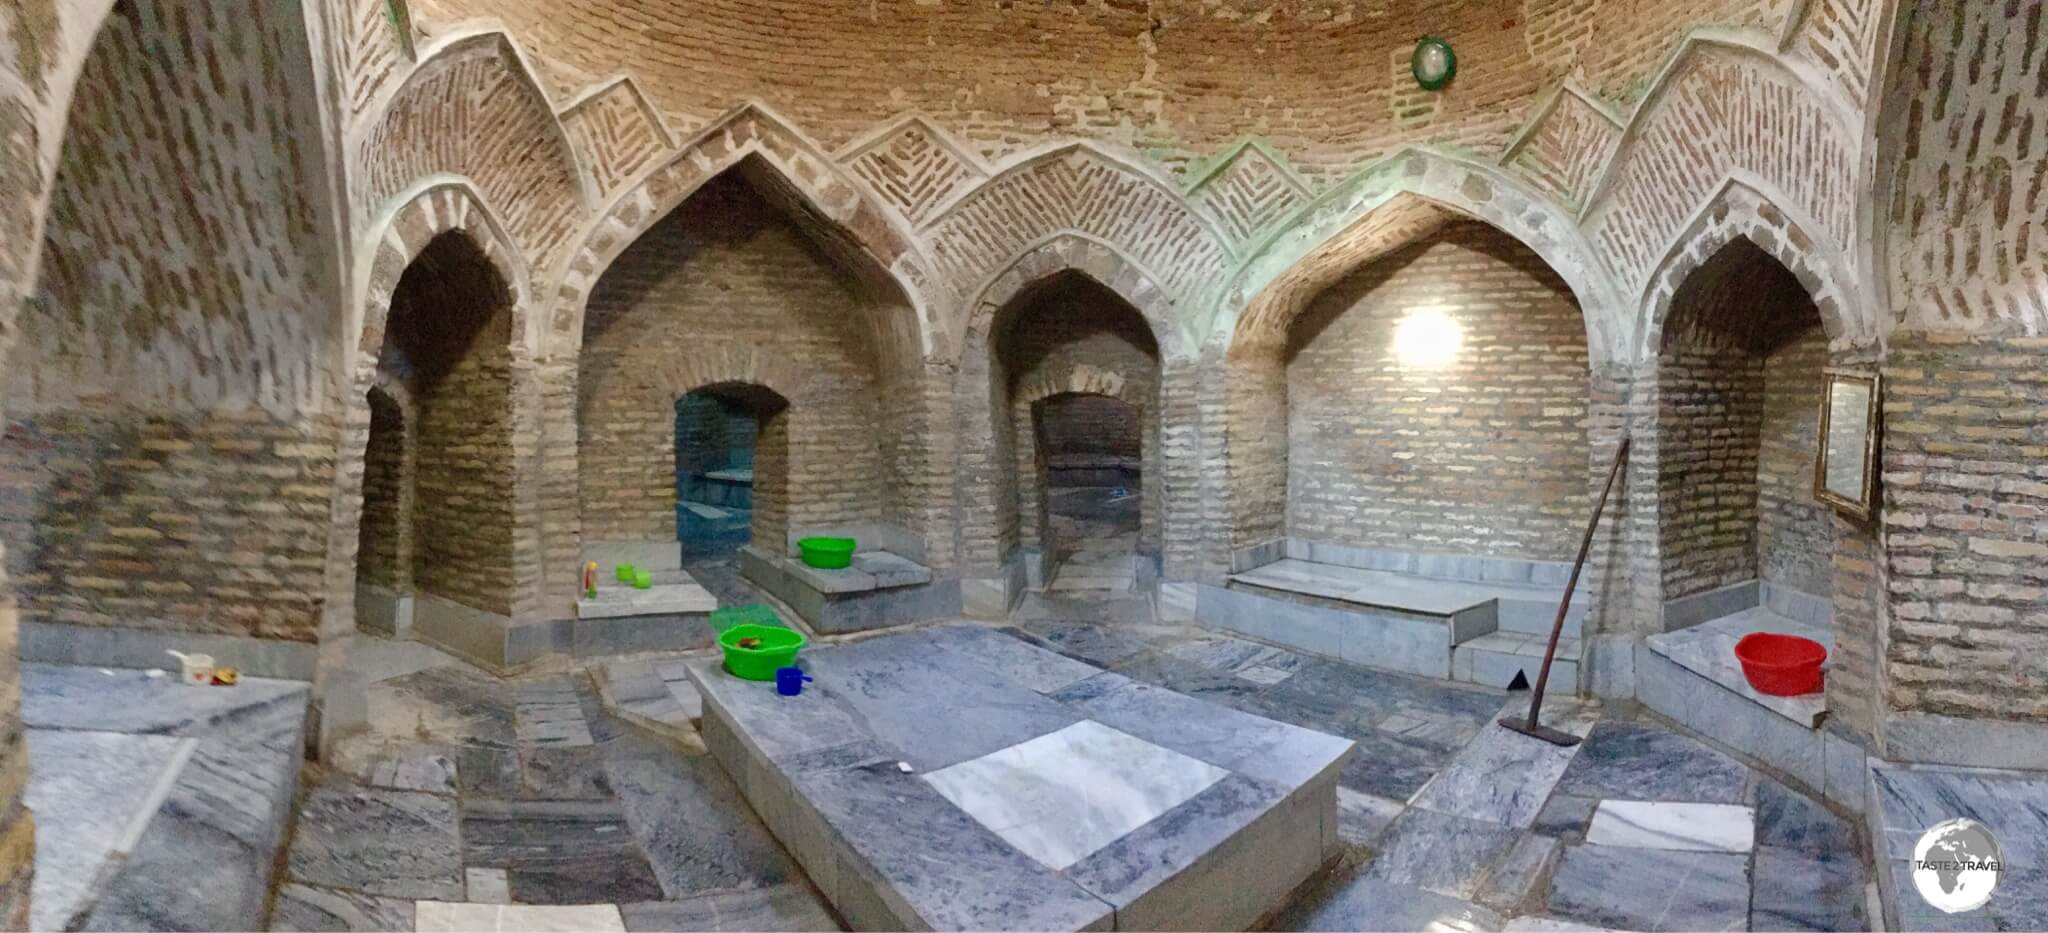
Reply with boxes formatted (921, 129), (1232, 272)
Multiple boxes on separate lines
(775, 666), (814, 697)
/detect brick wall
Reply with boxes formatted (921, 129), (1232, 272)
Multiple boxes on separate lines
(380, 232), (521, 617)
(1037, 394), (1141, 466)
(356, 387), (413, 591)
(0, 0), (341, 647)
(1883, 334), (2048, 721)
(0, 408), (338, 640)
(578, 173), (896, 552)
(1282, 222), (1592, 561)
(998, 274), (1161, 555)
(1655, 237), (1826, 600)
(1757, 328), (1832, 596)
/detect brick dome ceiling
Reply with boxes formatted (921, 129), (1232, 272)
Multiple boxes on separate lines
(405, 0), (1789, 181)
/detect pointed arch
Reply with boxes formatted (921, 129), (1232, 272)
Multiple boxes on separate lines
(924, 144), (1232, 360)
(544, 104), (936, 368)
(352, 29), (593, 275)
(1216, 149), (1628, 367)
(1634, 179), (1857, 361)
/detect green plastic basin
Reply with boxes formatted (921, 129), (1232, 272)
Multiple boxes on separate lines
(719, 623), (806, 681)
(798, 536), (857, 569)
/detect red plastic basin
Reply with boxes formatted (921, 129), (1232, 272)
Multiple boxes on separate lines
(1734, 632), (1826, 696)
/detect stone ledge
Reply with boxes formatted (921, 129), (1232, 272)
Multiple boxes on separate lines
(1645, 610), (1829, 729)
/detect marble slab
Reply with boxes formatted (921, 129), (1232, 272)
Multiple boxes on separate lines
(1050, 672), (1354, 789)
(289, 785), (465, 900)
(1871, 763), (2048, 865)
(25, 729), (194, 932)
(1276, 878), (1506, 932)
(415, 901), (627, 933)
(926, 623), (1103, 695)
(83, 690), (307, 931)
(697, 625), (1348, 931)
(1547, 845), (1750, 931)
(460, 798), (664, 903)
(618, 884), (838, 932)
(792, 761), (1116, 931)
(922, 720), (1229, 870)
(1362, 807), (1522, 899)
(1751, 846), (1865, 931)
(21, 663), (308, 735)
(1754, 776), (1856, 854)
(576, 581), (718, 619)
(809, 633), (1082, 771)
(270, 882), (416, 932)
(601, 730), (794, 898)
(1555, 721), (1749, 804)
(1410, 699), (1599, 827)
(1477, 833), (1561, 912)
(1585, 800), (1755, 852)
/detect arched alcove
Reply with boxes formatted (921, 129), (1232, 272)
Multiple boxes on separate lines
(673, 382), (792, 600)
(1654, 236), (1833, 612)
(355, 230), (520, 636)
(988, 271), (1162, 593)
(576, 160), (921, 583)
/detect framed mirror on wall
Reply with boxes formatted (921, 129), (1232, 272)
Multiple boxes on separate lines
(1815, 369), (1880, 520)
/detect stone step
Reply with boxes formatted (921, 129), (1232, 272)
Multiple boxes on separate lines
(1452, 632), (1581, 692)
(578, 579), (719, 619)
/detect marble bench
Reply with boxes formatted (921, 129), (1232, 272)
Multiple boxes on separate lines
(739, 544), (959, 634)
(688, 623), (1353, 930)
(1204, 542), (1585, 685)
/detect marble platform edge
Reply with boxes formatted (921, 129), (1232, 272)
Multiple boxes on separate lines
(1659, 579), (1760, 632)
(1088, 771), (1339, 931)
(81, 681), (310, 930)
(355, 582), (415, 639)
(690, 674), (944, 931)
(20, 621), (318, 681)
(740, 547), (959, 635)
(1280, 538), (1585, 589)
(1197, 582), (1450, 680)
(1634, 645), (1869, 816)
(784, 521), (929, 566)
(1881, 712), (2048, 771)
(1642, 622), (1826, 730)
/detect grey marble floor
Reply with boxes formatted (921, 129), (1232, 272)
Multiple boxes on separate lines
(276, 624), (1874, 932)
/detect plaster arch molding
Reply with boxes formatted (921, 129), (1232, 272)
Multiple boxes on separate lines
(1217, 149), (1631, 368)
(963, 233), (1183, 361)
(1634, 178), (1867, 359)
(352, 177), (539, 383)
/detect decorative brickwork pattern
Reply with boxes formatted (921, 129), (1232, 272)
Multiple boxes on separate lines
(1796, 0), (1884, 104)
(1884, 334), (2048, 721)
(576, 173), (900, 554)
(925, 147), (1232, 316)
(1880, 0), (2048, 335)
(547, 106), (929, 366)
(1186, 141), (1313, 248)
(355, 33), (590, 272)
(840, 116), (988, 228)
(1503, 87), (1624, 212)
(559, 78), (675, 199)
(15, 1), (336, 416)
(1588, 47), (1859, 325)
(336, 0), (414, 118)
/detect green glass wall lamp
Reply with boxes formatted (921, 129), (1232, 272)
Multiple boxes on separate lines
(1412, 36), (1457, 91)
